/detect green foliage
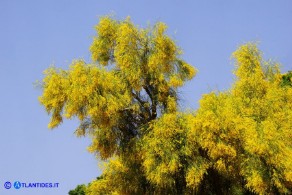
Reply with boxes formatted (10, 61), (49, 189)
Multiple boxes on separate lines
(39, 16), (292, 194)
(281, 71), (292, 87)
(69, 184), (86, 195)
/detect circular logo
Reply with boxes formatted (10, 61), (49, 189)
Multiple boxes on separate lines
(4, 181), (11, 189)
(14, 181), (21, 189)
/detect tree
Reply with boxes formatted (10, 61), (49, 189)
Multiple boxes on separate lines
(185, 44), (292, 194)
(39, 16), (292, 194)
(39, 16), (195, 194)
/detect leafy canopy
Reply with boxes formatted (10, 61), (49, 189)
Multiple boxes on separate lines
(39, 17), (292, 194)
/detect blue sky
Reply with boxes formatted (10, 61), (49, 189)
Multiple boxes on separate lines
(0, 1), (291, 194)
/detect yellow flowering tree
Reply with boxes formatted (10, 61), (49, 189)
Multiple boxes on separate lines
(185, 44), (292, 194)
(39, 16), (292, 194)
(39, 16), (195, 194)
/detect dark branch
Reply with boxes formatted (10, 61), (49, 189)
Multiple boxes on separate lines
(143, 85), (157, 120)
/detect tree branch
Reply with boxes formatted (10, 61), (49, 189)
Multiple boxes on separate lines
(143, 85), (157, 120)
